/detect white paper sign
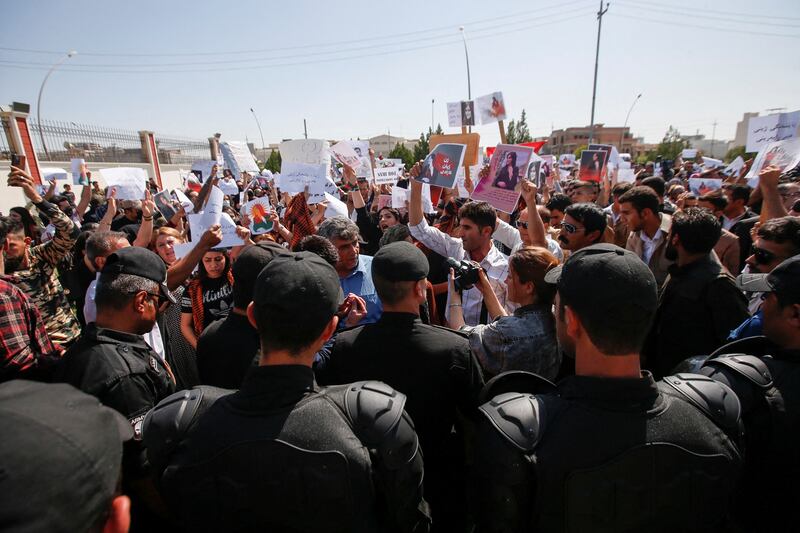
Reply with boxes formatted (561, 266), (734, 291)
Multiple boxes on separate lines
(202, 185), (225, 224)
(280, 139), (331, 167)
(324, 192), (349, 219)
(100, 167), (147, 200)
(324, 177), (340, 196)
(70, 158), (88, 185)
(391, 186), (408, 209)
(447, 102), (463, 128)
(172, 189), (194, 213)
(702, 157), (724, 169)
(279, 162), (327, 196)
(330, 141), (360, 169)
(390, 186), (434, 213)
(746, 111), (800, 153)
(218, 177), (239, 196)
(475, 91), (507, 125)
(617, 168), (636, 183)
(187, 212), (244, 249)
(722, 156), (745, 178)
(681, 149), (698, 160)
(41, 167), (69, 183)
(373, 166), (400, 185)
(221, 141), (259, 173)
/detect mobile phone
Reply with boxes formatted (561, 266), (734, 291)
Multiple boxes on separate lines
(11, 153), (26, 170)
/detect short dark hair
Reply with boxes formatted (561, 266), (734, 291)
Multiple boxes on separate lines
(510, 247), (559, 306)
(458, 201), (496, 230)
(564, 203), (607, 237)
(297, 235), (339, 266)
(671, 208), (721, 254)
(618, 186), (660, 215)
(95, 273), (159, 312)
(546, 193), (572, 213)
(379, 224), (411, 248)
(641, 176), (666, 197)
(373, 273), (416, 305)
(698, 190), (728, 211)
(724, 183), (751, 204)
(85, 231), (127, 263)
(611, 182), (633, 198)
(757, 216), (800, 253)
(0, 217), (10, 243)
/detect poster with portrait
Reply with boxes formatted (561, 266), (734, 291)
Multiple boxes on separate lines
(330, 141), (361, 169)
(559, 154), (576, 168)
(471, 144), (534, 213)
(414, 143), (466, 189)
(587, 143), (617, 171)
(153, 190), (177, 220)
(526, 154), (543, 189)
(744, 137), (800, 187)
(243, 197), (274, 235)
(347, 140), (373, 179)
(688, 178), (722, 196)
(430, 133), (480, 166)
(579, 150), (608, 182)
(475, 91), (507, 125)
(461, 101), (476, 127)
(191, 160), (218, 183)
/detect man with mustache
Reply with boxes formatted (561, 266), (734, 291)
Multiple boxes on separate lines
(557, 202), (607, 253)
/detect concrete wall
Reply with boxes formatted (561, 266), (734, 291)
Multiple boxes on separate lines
(0, 161), (187, 215)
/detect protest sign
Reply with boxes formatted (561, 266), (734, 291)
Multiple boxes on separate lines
(681, 149), (698, 160)
(722, 156), (745, 178)
(377, 194), (392, 211)
(525, 153), (545, 188)
(430, 133), (480, 166)
(71, 158), (88, 185)
(153, 190), (177, 220)
(346, 140), (373, 179)
(475, 92), (507, 125)
(330, 141), (360, 169)
(221, 141), (259, 175)
(243, 197), (273, 235)
(461, 101), (475, 126)
(559, 154), (576, 168)
(324, 192), (349, 219)
(280, 139), (331, 166)
(391, 185), (434, 213)
(203, 185), (225, 222)
(218, 177), (240, 196)
(376, 158), (404, 169)
(100, 167), (147, 200)
(172, 189), (194, 213)
(374, 166), (401, 185)
(41, 167), (69, 183)
(191, 160), (217, 183)
(415, 144), (466, 189)
(746, 111), (800, 153)
(702, 157), (724, 169)
(471, 144), (534, 213)
(579, 150), (607, 182)
(324, 176), (339, 196)
(588, 143), (618, 170)
(392, 186), (408, 209)
(279, 162), (327, 197)
(447, 102), (462, 128)
(745, 137), (800, 187)
(187, 212), (244, 249)
(617, 169), (636, 183)
(688, 178), (722, 196)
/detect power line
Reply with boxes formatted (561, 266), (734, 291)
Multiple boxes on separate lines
(0, 0), (593, 58)
(615, 0), (800, 21)
(0, 13), (591, 75)
(615, 0), (800, 28)
(611, 13), (800, 39)
(0, 4), (594, 69)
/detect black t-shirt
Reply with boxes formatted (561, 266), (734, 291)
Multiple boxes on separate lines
(181, 276), (234, 330)
(196, 312), (259, 389)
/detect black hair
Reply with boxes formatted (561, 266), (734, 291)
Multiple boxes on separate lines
(564, 203), (607, 239)
(373, 273), (417, 305)
(618, 186), (660, 215)
(724, 183), (752, 204)
(671, 208), (721, 254)
(297, 235), (339, 267)
(0, 217), (10, 243)
(459, 201), (496, 230)
(641, 176), (666, 198)
(698, 191), (728, 212)
(95, 273), (159, 312)
(757, 216), (800, 254)
(611, 182), (633, 198)
(546, 193), (573, 213)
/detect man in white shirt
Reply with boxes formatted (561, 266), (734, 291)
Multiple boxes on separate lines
(407, 173), (510, 327)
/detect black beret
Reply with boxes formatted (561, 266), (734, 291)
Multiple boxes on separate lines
(372, 241), (429, 282)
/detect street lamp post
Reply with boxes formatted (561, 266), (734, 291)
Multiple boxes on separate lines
(588, 1), (609, 145)
(620, 93), (642, 150)
(431, 98), (434, 131)
(37, 50), (77, 160)
(458, 27), (472, 133)
(250, 107), (266, 159)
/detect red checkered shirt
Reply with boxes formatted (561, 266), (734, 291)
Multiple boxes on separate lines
(0, 278), (59, 380)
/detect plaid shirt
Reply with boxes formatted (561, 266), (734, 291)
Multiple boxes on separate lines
(0, 278), (60, 380)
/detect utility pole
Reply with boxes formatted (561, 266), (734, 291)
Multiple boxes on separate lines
(303, 119), (308, 139)
(710, 120), (717, 158)
(588, 0), (610, 146)
(431, 99), (435, 132)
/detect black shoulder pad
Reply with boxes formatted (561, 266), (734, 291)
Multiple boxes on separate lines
(662, 373), (741, 432)
(143, 386), (232, 473)
(478, 392), (542, 453)
(709, 335), (774, 358)
(479, 371), (556, 405)
(703, 354), (773, 389)
(343, 381), (418, 469)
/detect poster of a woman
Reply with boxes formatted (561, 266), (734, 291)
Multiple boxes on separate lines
(472, 144), (533, 213)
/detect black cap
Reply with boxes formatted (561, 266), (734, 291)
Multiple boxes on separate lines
(736, 255), (800, 303)
(0, 380), (133, 532)
(544, 243), (657, 321)
(372, 241), (429, 281)
(253, 251), (343, 322)
(232, 242), (290, 308)
(101, 246), (177, 304)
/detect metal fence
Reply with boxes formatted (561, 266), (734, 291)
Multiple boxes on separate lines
(0, 117), (10, 159)
(155, 135), (210, 165)
(29, 119), (147, 163)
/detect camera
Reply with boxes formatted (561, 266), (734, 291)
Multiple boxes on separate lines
(446, 257), (482, 291)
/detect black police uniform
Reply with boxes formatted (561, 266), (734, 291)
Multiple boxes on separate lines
(316, 312), (485, 530)
(473, 371), (743, 532)
(144, 364), (430, 533)
(700, 336), (800, 531)
(56, 324), (176, 437)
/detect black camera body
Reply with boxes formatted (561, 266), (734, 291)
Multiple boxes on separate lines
(447, 257), (482, 291)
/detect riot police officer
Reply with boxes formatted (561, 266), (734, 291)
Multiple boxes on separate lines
(473, 244), (743, 532)
(144, 251), (431, 532)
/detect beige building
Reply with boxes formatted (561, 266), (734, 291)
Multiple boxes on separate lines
(547, 124), (635, 156)
(368, 134), (419, 156)
(733, 112), (759, 149)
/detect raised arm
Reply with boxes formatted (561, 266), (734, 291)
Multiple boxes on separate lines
(520, 180), (547, 248)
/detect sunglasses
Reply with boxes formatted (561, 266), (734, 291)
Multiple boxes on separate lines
(127, 290), (168, 306)
(750, 245), (777, 265)
(516, 220), (529, 229)
(561, 222), (584, 234)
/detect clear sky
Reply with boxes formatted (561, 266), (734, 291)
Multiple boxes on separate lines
(2, 0), (799, 148)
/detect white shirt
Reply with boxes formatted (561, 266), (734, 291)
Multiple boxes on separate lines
(84, 274), (166, 359)
(640, 228), (665, 266)
(722, 211), (747, 231)
(492, 218), (564, 261)
(409, 218), (511, 326)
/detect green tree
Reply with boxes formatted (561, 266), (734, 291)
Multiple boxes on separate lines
(654, 126), (690, 161)
(724, 145), (756, 163)
(264, 149), (282, 173)
(506, 109), (533, 144)
(434, 123), (444, 135)
(573, 144), (588, 159)
(413, 127), (432, 162)
(388, 142), (415, 169)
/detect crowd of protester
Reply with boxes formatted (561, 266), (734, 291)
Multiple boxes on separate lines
(1, 148), (800, 532)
